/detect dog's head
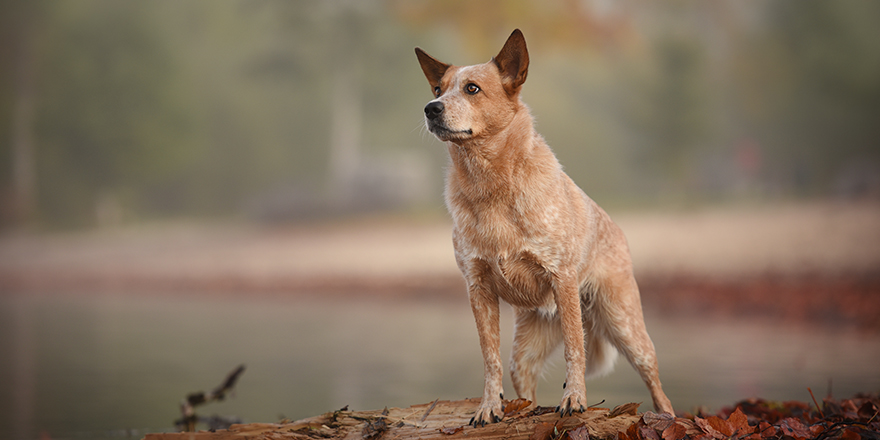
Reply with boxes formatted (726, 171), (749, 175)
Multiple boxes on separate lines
(415, 29), (529, 144)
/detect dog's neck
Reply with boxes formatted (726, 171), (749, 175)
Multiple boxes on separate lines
(447, 104), (529, 173)
(445, 103), (558, 202)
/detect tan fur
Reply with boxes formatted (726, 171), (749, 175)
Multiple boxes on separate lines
(415, 29), (674, 427)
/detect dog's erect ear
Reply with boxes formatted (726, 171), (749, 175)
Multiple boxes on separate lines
(415, 47), (451, 90)
(492, 29), (529, 94)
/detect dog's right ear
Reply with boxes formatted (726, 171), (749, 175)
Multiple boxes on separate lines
(415, 47), (450, 91)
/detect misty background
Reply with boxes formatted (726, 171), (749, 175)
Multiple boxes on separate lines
(2, 0), (878, 229)
(2, 1), (880, 440)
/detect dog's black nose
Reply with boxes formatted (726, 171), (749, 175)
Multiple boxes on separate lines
(424, 101), (444, 120)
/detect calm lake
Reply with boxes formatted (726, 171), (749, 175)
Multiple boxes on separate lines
(1, 291), (878, 440)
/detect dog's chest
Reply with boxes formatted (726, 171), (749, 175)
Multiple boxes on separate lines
(451, 195), (554, 256)
(450, 195), (568, 307)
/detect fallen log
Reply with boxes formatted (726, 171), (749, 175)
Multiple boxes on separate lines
(142, 392), (880, 440)
(143, 398), (642, 440)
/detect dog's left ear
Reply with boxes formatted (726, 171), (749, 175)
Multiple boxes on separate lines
(493, 29), (529, 94)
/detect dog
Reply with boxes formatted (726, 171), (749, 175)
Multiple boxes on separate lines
(415, 29), (674, 427)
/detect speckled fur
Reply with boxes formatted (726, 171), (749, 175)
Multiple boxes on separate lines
(415, 30), (674, 427)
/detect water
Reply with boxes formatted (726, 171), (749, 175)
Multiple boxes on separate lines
(1, 291), (878, 440)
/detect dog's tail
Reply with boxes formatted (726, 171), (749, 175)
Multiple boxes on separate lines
(585, 331), (619, 379)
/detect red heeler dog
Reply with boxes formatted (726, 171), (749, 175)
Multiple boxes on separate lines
(415, 29), (674, 427)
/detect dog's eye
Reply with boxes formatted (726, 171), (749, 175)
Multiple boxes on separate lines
(433, 86), (442, 97)
(465, 83), (480, 95)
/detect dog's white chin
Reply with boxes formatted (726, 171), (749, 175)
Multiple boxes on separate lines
(428, 125), (474, 142)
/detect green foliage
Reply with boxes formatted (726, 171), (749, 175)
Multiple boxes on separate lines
(34, 1), (195, 226)
(2, 0), (878, 228)
(746, 0), (880, 193)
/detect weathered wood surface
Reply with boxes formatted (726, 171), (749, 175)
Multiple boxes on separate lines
(143, 398), (643, 440)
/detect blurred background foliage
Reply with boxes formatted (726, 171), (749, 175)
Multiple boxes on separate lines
(1, 0), (878, 229)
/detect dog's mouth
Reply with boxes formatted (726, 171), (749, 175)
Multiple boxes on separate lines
(427, 121), (474, 142)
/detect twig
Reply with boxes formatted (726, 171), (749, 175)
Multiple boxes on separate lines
(420, 398), (440, 422)
(177, 364), (247, 432)
(815, 420), (870, 440)
(808, 387), (824, 419)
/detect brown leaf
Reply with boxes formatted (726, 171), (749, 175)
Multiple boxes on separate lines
(694, 417), (723, 439)
(504, 398), (533, 417)
(643, 412), (675, 433)
(727, 407), (753, 436)
(439, 426), (464, 435)
(609, 402), (642, 418)
(809, 424), (826, 437)
(839, 427), (861, 440)
(778, 417), (811, 440)
(625, 420), (640, 440)
(857, 400), (879, 421)
(567, 425), (590, 440)
(639, 425), (661, 440)
(531, 421), (557, 440)
(841, 399), (860, 419)
(756, 421), (777, 438)
(705, 416), (733, 437)
(660, 423), (686, 440)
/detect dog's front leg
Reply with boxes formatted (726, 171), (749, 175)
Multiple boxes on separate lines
(555, 279), (588, 415)
(468, 284), (504, 427)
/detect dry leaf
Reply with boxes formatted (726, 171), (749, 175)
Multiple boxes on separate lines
(504, 398), (532, 417)
(608, 402), (641, 418)
(660, 423), (686, 440)
(439, 426), (464, 435)
(626, 420), (640, 440)
(779, 417), (811, 440)
(567, 425), (590, 440)
(857, 400), (879, 421)
(643, 412), (675, 433)
(639, 425), (661, 440)
(726, 407), (752, 436)
(705, 415), (733, 437)
(839, 427), (862, 440)
(531, 421), (557, 440)
(694, 416), (723, 439)
(757, 421), (778, 438)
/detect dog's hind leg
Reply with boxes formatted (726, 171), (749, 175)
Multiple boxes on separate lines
(510, 307), (562, 403)
(595, 275), (674, 414)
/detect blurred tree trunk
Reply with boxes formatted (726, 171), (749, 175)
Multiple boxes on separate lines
(327, 4), (366, 206)
(10, 3), (37, 225)
(328, 54), (362, 205)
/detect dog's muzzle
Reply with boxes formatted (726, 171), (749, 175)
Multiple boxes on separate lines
(424, 100), (473, 140)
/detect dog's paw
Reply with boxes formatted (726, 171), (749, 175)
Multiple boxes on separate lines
(556, 388), (587, 416)
(469, 398), (503, 428)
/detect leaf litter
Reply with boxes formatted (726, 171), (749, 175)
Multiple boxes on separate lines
(617, 393), (879, 440)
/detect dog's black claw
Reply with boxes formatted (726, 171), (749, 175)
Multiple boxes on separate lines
(562, 381), (567, 389)
(493, 414), (501, 423)
(499, 393), (504, 400)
